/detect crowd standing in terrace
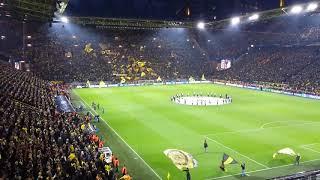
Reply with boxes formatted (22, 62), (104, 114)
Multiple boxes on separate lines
(1, 14), (320, 93)
(0, 64), (132, 179)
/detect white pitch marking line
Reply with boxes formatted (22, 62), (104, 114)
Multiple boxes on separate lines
(74, 91), (162, 180)
(301, 143), (320, 147)
(205, 158), (320, 180)
(260, 120), (315, 129)
(205, 136), (269, 168)
(204, 121), (320, 137)
(302, 146), (320, 154)
(301, 144), (320, 154)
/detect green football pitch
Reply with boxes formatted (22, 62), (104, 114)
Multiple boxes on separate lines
(72, 84), (320, 180)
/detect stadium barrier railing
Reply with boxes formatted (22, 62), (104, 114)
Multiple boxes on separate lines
(72, 80), (212, 89)
(213, 80), (320, 100)
(268, 169), (320, 180)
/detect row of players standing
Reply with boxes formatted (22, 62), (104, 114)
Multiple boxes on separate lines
(170, 93), (232, 105)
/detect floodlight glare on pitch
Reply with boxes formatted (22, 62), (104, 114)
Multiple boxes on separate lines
(231, 17), (240, 25)
(307, 3), (318, 11)
(248, 14), (259, 21)
(197, 22), (205, 29)
(60, 16), (69, 23)
(290, 5), (303, 14)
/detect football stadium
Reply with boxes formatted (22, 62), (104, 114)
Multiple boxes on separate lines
(1, 0), (320, 179)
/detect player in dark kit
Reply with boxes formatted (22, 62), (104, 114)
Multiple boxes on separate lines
(183, 168), (191, 180)
(241, 162), (246, 176)
(204, 139), (208, 153)
(220, 160), (225, 172)
(295, 154), (301, 165)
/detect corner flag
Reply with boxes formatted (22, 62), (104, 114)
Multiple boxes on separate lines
(167, 172), (170, 180)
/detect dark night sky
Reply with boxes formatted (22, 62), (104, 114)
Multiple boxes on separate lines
(65, 0), (314, 20)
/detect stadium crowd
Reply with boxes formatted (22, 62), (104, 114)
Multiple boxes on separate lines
(1, 14), (320, 93)
(1, 5), (320, 180)
(214, 46), (320, 95)
(0, 63), (132, 179)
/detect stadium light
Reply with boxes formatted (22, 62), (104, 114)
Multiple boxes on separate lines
(1, 35), (5, 40)
(290, 5), (303, 14)
(197, 22), (205, 30)
(248, 14), (259, 21)
(231, 17), (240, 25)
(27, 35), (31, 39)
(60, 16), (69, 23)
(307, 3), (318, 11)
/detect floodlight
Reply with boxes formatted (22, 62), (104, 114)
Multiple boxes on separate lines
(248, 14), (259, 21)
(290, 5), (303, 14)
(1, 35), (5, 40)
(60, 16), (69, 23)
(197, 22), (205, 29)
(231, 17), (240, 25)
(307, 3), (318, 11)
(27, 35), (31, 39)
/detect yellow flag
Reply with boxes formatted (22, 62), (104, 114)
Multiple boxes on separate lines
(84, 43), (93, 53)
(137, 61), (145, 67)
(120, 77), (126, 84)
(141, 72), (146, 77)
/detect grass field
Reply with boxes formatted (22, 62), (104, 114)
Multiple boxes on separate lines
(72, 84), (320, 180)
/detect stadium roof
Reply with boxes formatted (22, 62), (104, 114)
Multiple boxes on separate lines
(64, 1), (320, 30)
(2, 0), (320, 30)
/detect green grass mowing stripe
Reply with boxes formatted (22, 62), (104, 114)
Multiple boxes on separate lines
(73, 84), (320, 179)
(203, 121), (320, 137)
(205, 136), (269, 168)
(205, 158), (320, 180)
(73, 91), (162, 180)
(301, 144), (320, 154)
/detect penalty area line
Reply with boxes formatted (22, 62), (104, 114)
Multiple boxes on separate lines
(205, 136), (269, 168)
(205, 158), (320, 180)
(73, 91), (162, 180)
(301, 145), (320, 154)
(203, 121), (320, 137)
